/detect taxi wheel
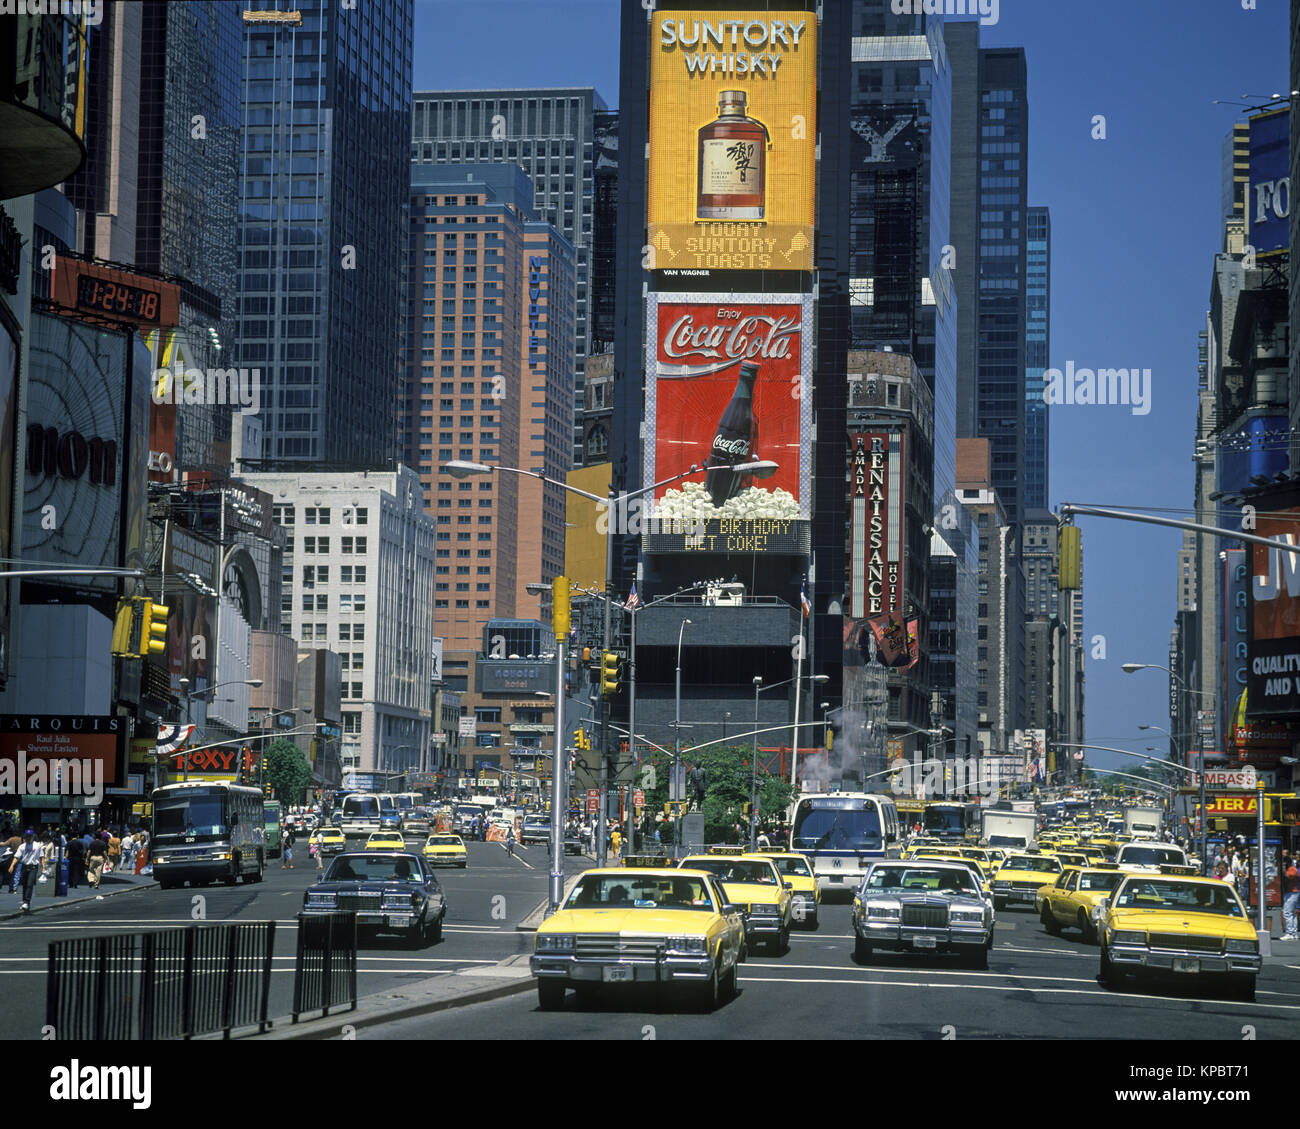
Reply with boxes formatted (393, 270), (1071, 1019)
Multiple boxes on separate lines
(537, 979), (566, 1010)
(721, 960), (738, 1001)
(696, 963), (721, 1013)
(1077, 911), (1095, 943)
(1039, 905), (1060, 935)
(1227, 973), (1255, 1001)
(776, 924), (790, 955)
(1099, 945), (1125, 989)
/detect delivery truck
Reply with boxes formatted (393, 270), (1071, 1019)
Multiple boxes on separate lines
(1123, 806), (1163, 840)
(981, 809), (1037, 851)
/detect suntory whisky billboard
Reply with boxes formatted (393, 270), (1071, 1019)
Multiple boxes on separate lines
(642, 292), (812, 555)
(647, 9), (818, 280)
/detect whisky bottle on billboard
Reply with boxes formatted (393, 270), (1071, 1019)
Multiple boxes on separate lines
(697, 90), (770, 220)
(706, 362), (759, 507)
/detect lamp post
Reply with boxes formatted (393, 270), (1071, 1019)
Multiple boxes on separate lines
(673, 619), (691, 860)
(1124, 662), (1215, 873)
(178, 678), (262, 782)
(444, 458), (778, 870)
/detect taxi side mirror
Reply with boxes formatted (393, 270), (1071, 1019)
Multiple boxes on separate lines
(783, 881), (793, 890)
(721, 903), (740, 915)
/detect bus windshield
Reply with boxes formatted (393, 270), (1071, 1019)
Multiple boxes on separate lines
(155, 794), (226, 839)
(344, 796), (380, 818)
(923, 806), (967, 835)
(792, 803), (882, 852)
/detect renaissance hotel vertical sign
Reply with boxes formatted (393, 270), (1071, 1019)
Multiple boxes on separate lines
(647, 11), (817, 279)
(848, 434), (905, 619)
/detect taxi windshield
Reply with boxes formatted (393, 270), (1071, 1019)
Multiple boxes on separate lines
(1115, 879), (1243, 916)
(1005, 856), (1061, 873)
(1078, 871), (1123, 892)
(864, 867), (979, 896)
(425, 836), (461, 846)
(770, 857), (812, 877)
(566, 875), (716, 911)
(684, 859), (778, 885)
(325, 855), (424, 883)
(1118, 846), (1186, 867)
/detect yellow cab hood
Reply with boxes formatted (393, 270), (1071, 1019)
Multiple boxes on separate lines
(1110, 906), (1257, 941)
(715, 881), (783, 907)
(540, 907), (713, 936)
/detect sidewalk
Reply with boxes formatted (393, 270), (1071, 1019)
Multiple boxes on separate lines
(0, 867), (156, 920)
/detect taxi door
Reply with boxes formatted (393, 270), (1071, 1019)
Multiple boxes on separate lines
(1048, 869), (1081, 925)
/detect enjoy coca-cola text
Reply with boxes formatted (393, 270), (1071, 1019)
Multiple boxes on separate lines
(663, 312), (798, 362)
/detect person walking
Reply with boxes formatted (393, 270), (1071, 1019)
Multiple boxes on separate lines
(610, 828), (622, 859)
(86, 833), (108, 888)
(106, 829), (121, 875)
(66, 832), (84, 890)
(120, 831), (135, 874)
(282, 824), (296, 870)
(1281, 851), (1299, 941)
(1, 827), (20, 894)
(312, 829), (325, 874)
(10, 830), (45, 912)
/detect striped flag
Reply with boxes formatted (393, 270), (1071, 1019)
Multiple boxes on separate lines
(800, 582), (811, 618)
(156, 723), (194, 755)
(625, 583), (640, 611)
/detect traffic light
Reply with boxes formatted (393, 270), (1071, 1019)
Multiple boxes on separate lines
(110, 598), (140, 657)
(1058, 526), (1082, 590)
(573, 727), (590, 751)
(140, 598), (169, 657)
(600, 651), (621, 697)
(826, 726), (833, 752)
(552, 575), (570, 639)
(264, 779), (272, 798)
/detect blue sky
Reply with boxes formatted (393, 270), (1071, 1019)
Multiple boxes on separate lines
(413, 0), (1291, 778)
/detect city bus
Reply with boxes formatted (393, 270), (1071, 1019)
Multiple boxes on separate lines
(340, 792), (384, 840)
(923, 801), (981, 841)
(264, 799), (282, 859)
(789, 792), (902, 899)
(151, 781), (266, 889)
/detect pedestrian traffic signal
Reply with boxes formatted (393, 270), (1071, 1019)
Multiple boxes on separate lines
(600, 651), (621, 697)
(1058, 525), (1082, 590)
(110, 597), (140, 657)
(140, 598), (169, 657)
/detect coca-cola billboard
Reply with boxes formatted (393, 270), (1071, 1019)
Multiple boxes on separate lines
(643, 293), (812, 555)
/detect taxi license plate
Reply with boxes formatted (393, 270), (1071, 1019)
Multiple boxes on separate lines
(830, 875), (843, 883)
(1172, 958), (1199, 974)
(603, 965), (632, 983)
(912, 936), (938, 949)
(1013, 892), (1034, 901)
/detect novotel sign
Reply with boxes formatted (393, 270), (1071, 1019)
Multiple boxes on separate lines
(528, 255), (545, 370)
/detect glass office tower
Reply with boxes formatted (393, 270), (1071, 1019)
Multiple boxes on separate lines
(1025, 206), (1050, 511)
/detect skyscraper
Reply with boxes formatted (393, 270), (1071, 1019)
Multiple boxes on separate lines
(1025, 206), (1050, 511)
(238, 1), (413, 466)
(410, 88), (607, 465)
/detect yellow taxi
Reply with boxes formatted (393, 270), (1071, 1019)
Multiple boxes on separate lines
(366, 831), (407, 851)
(1035, 864), (1127, 942)
(679, 849), (794, 954)
(531, 867), (745, 1011)
(1049, 850), (1089, 870)
(991, 851), (1063, 910)
(422, 833), (468, 868)
(900, 836), (947, 859)
(1098, 871), (1261, 999)
(310, 826), (346, 856)
(753, 849), (821, 929)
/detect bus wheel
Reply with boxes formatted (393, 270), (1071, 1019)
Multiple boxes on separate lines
(222, 862), (238, 887)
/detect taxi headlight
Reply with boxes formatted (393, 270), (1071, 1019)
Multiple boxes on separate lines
(866, 902), (901, 920)
(1225, 939), (1259, 955)
(535, 933), (575, 953)
(1111, 930), (1145, 946)
(950, 909), (984, 924)
(667, 936), (707, 954)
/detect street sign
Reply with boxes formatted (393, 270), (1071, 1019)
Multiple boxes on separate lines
(669, 763), (685, 801)
(1196, 710), (1216, 737)
(1202, 767), (1257, 790)
(633, 788), (645, 808)
(586, 788), (600, 814)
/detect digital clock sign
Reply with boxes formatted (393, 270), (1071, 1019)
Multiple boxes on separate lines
(50, 259), (180, 329)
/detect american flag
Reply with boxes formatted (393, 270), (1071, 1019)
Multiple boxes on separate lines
(625, 583), (640, 611)
(800, 582), (811, 618)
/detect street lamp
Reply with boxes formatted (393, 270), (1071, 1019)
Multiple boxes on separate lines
(177, 678), (262, 782)
(672, 619), (692, 860)
(1124, 662), (1213, 872)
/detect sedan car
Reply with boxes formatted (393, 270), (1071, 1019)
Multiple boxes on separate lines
(1036, 865), (1126, 942)
(678, 852), (793, 954)
(366, 831), (407, 852)
(753, 850), (821, 929)
(991, 852), (1063, 910)
(301, 851), (447, 948)
(521, 816), (551, 846)
(1098, 873), (1261, 999)
(422, 834), (468, 867)
(531, 867), (745, 1012)
(851, 860), (994, 969)
(310, 826), (347, 856)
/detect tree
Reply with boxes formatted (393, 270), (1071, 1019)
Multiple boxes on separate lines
(265, 738), (312, 805)
(642, 744), (795, 845)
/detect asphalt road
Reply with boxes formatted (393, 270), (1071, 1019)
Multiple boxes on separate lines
(1, 838), (584, 1038)
(369, 896), (1300, 1041)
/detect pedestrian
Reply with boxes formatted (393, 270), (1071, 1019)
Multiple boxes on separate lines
(312, 830), (325, 874)
(757, 829), (771, 849)
(282, 825), (296, 869)
(1, 827), (19, 893)
(505, 827), (516, 858)
(1282, 852), (1299, 941)
(136, 828), (149, 873)
(610, 828), (622, 858)
(106, 829), (121, 874)
(10, 829), (45, 912)
(120, 830), (134, 873)
(86, 833), (108, 888)
(66, 832), (84, 890)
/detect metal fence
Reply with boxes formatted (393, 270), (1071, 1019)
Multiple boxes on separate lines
(292, 912), (357, 1022)
(46, 922), (276, 1040)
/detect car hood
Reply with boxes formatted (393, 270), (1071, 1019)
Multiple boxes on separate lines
(884, 892), (986, 909)
(310, 880), (430, 895)
(541, 907), (717, 934)
(714, 881), (784, 906)
(1108, 908), (1256, 940)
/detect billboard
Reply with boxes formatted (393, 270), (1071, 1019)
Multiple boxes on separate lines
(643, 292), (812, 554)
(0, 715), (126, 791)
(848, 433), (905, 618)
(647, 8), (817, 280)
(1246, 507), (1300, 718)
(1247, 107), (1289, 258)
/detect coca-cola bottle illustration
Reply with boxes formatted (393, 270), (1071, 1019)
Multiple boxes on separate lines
(705, 362), (760, 507)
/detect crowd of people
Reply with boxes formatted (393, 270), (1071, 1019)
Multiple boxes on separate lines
(0, 824), (150, 912)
